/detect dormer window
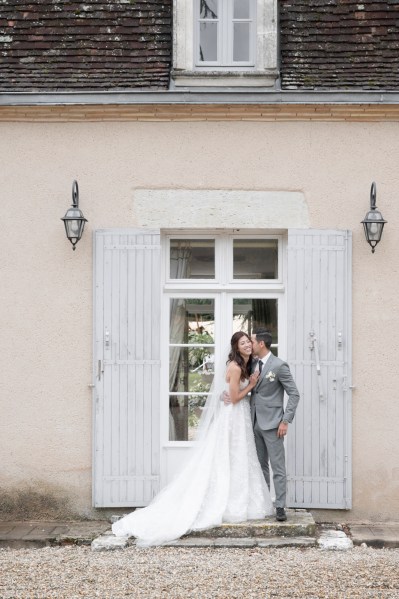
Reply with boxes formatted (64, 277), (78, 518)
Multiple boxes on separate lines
(172, 0), (278, 88)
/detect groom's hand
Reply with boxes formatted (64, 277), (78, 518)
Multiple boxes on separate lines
(220, 390), (231, 405)
(277, 421), (288, 438)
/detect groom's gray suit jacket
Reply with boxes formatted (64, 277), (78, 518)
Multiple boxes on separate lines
(251, 353), (300, 431)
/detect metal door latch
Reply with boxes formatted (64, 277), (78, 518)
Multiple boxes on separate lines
(309, 332), (324, 401)
(337, 331), (343, 350)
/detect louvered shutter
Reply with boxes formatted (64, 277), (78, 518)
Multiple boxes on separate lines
(286, 229), (352, 509)
(93, 230), (161, 507)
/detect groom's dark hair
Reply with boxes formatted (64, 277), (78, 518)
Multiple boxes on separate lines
(254, 328), (272, 349)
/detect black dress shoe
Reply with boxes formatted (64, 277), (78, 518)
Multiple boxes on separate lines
(276, 507), (287, 521)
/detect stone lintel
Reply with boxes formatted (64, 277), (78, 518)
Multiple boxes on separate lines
(134, 189), (310, 230)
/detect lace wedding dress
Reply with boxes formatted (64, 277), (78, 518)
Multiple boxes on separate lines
(112, 379), (274, 546)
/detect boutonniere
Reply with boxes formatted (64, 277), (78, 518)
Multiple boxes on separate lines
(265, 371), (276, 382)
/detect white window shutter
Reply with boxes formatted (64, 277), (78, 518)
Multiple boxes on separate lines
(93, 230), (161, 507)
(286, 229), (352, 509)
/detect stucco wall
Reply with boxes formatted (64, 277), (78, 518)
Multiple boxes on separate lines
(1, 119), (398, 522)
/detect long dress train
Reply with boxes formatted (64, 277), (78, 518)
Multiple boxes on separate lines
(112, 380), (274, 546)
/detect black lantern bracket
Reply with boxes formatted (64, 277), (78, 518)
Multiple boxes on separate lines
(61, 180), (88, 250)
(361, 182), (387, 253)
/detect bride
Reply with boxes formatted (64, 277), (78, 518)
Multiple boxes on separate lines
(112, 331), (274, 546)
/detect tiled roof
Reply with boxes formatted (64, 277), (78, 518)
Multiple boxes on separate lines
(0, 0), (172, 91)
(2, 1), (399, 94)
(280, 0), (399, 90)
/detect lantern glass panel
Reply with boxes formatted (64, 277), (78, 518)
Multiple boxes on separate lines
(65, 218), (85, 241)
(366, 222), (381, 241)
(69, 220), (81, 236)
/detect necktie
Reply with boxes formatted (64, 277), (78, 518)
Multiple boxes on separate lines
(258, 360), (263, 374)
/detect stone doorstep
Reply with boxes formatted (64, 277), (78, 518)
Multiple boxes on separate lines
(90, 510), (318, 551)
(184, 510), (316, 539)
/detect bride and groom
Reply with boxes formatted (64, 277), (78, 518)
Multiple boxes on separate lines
(112, 328), (300, 546)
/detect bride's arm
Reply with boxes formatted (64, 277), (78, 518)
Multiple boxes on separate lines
(227, 363), (258, 404)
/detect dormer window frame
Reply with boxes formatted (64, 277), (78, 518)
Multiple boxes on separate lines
(171, 0), (279, 89)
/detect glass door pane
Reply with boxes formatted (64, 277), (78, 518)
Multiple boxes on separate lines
(169, 298), (215, 441)
(233, 298), (278, 352)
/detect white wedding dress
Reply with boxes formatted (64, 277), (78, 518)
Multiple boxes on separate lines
(112, 379), (274, 546)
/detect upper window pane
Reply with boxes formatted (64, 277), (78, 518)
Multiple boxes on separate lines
(170, 239), (215, 279)
(234, 0), (250, 19)
(200, 0), (218, 19)
(233, 239), (278, 279)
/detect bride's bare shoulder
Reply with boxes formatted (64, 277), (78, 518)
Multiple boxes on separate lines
(226, 360), (240, 379)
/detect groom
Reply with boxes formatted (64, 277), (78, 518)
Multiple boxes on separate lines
(250, 328), (300, 522)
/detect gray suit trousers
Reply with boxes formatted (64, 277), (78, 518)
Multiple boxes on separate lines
(253, 415), (286, 508)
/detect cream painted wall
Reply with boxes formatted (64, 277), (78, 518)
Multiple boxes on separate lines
(1, 119), (398, 521)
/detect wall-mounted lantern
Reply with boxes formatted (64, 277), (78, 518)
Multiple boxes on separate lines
(61, 180), (88, 250)
(361, 182), (387, 253)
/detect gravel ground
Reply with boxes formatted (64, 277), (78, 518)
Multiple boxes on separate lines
(0, 545), (398, 599)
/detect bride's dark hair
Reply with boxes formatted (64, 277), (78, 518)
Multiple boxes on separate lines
(227, 331), (253, 381)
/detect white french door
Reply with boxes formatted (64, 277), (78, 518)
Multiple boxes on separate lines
(160, 231), (285, 484)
